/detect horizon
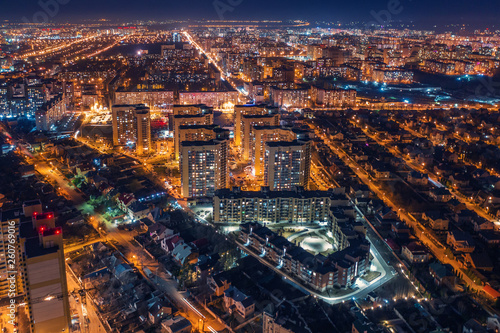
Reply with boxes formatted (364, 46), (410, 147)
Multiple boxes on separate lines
(1, 0), (500, 32)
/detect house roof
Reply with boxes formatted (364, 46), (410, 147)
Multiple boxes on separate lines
(484, 285), (500, 299)
(162, 315), (191, 333)
(224, 286), (254, 307)
(429, 262), (453, 279)
(172, 244), (194, 264)
(467, 252), (493, 270)
(404, 242), (428, 254)
(210, 272), (229, 288)
(164, 235), (183, 251)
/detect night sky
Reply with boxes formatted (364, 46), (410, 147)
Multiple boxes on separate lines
(2, 0), (499, 30)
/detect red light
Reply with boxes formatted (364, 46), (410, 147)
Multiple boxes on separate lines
(33, 212), (38, 216)
(39, 226), (45, 233)
(55, 229), (61, 235)
(47, 214), (53, 219)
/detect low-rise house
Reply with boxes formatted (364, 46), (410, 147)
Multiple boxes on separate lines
(449, 174), (470, 189)
(429, 262), (455, 287)
(369, 161), (391, 179)
(374, 207), (399, 228)
(128, 202), (150, 221)
(423, 211), (449, 231)
(172, 243), (198, 265)
(224, 286), (255, 319)
(478, 230), (500, 246)
(83, 267), (111, 289)
(162, 235), (184, 254)
(114, 263), (134, 279)
(19, 165), (35, 177)
(195, 253), (220, 281)
(161, 315), (192, 333)
(429, 187), (452, 202)
(350, 184), (371, 198)
(401, 242), (430, 264)
(447, 230), (475, 253)
(447, 198), (466, 213)
(407, 171), (428, 186)
(117, 193), (137, 212)
(473, 218), (495, 232)
(148, 300), (174, 324)
(463, 319), (487, 333)
(391, 222), (410, 239)
(208, 272), (231, 296)
(148, 223), (173, 242)
(452, 209), (475, 225)
(483, 285), (500, 300)
(465, 252), (494, 272)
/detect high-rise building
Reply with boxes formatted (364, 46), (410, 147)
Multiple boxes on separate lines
(0, 209), (23, 299)
(112, 104), (152, 155)
(269, 84), (311, 110)
(233, 104), (280, 159)
(35, 94), (66, 131)
(180, 137), (229, 198)
(0, 83), (8, 116)
(264, 140), (311, 191)
(251, 126), (309, 177)
(173, 104), (214, 159)
(20, 214), (71, 333)
(178, 124), (226, 145)
(1, 200), (70, 333)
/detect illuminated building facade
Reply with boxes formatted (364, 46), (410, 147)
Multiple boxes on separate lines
(233, 104), (280, 153)
(311, 86), (357, 107)
(112, 104), (152, 155)
(251, 126), (309, 177)
(213, 186), (341, 224)
(180, 138), (229, 198)
(35, 94), (66, 131)
(114, 89), (175, 111)
(173, 104), (214, 159)
(270, 85), (310, 109)
(264, 140), (311, 191)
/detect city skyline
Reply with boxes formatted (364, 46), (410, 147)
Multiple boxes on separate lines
(1, 0), (500, 31)
(2, 4), (500, 333)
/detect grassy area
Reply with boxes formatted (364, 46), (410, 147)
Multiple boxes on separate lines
(327, 286), (359, 297)
(362, 271), (382, 283)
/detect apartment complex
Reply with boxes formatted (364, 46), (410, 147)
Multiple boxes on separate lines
(114, 89), (175, 111)
(239, 222), (370, 291)
(252, 126), (310, 177)
(213, 186), (348, 224)
(180, 138), (229, 198)
(0, 209), (23, 299)
(264, 140), (311, 191)
(172, 104), (214, 159)
(270, 85), (310, 109)
(35, 94), (66, 131)
(178, 89), (239, 109)
(1, 200), (70, 333)
(310, 86), (357, 108)
(112, 104), (152, 155)
(233, 104), (280, 149)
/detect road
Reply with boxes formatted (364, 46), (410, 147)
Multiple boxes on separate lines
(237, 236), (396, 304)
(66, 265), (107, 333)
(32, 155), (224, 332)
(315, 121), (483, 294)
(391, 120), (497, 223)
